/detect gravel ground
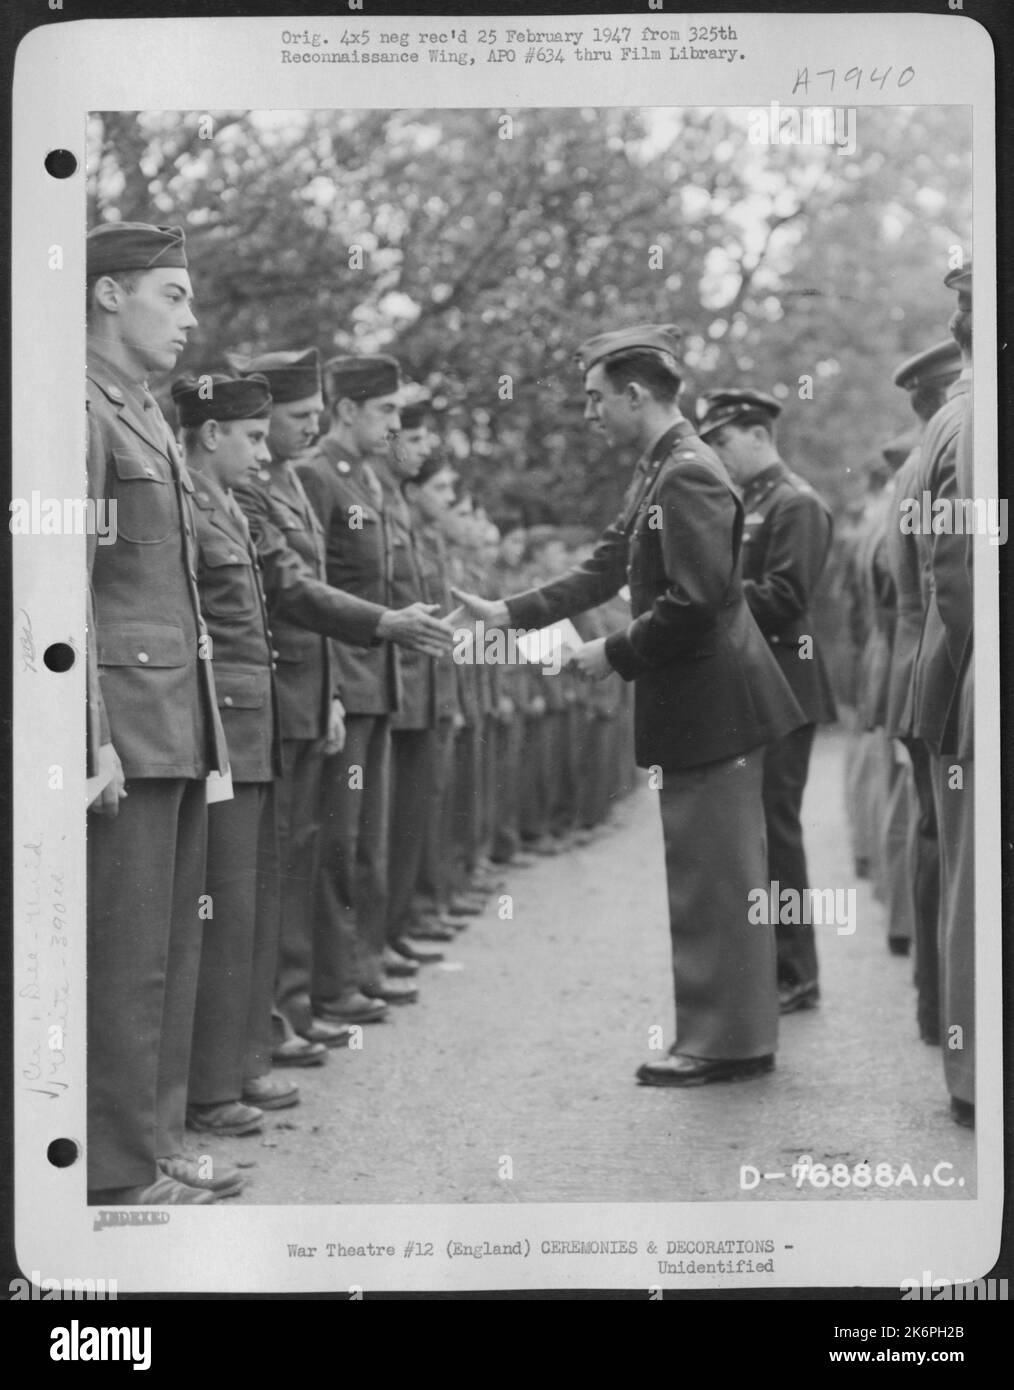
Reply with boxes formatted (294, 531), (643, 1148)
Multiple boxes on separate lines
(201, 729), (974, 1205)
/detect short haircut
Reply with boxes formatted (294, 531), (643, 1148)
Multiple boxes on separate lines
(180, 419), (241, 452)
(85, 268), (145, 322)
(599, 348), (682, 403)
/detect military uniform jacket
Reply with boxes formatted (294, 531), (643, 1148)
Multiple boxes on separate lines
(507, 420), (805, 771)
(192, 472), (280, 783)
(86, 348), (228, 780)
(907, 379), (972, 752)
(416, 522), (460, 721)
(739, 462), (838, 725)
(884, 446), (929, 738)
(234, 460), (385, 741)
(376, 462), (434, 732)
(296, 438), (399, 717)
(853, 492), (896, 732)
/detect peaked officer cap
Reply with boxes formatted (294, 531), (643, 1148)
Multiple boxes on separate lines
(696, 388), (782, 439)
(892, 339), (962, 392)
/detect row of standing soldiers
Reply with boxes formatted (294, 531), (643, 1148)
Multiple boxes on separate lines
(84, 219), (635, 1204)
(838, 263), (976, 1129)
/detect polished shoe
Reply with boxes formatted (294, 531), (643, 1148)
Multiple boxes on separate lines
(524, 834), (564, 856)
(362, 976), (419, 1005)
(778, 979), (820, 1014)
(272, 1035), (328, 1066)
(158, 1153), (245, 1198)
(90, 1176), (217, 1205)
(888, 936), (911, 957)
(950, 1097), (975, 1128)
(316, 990), (388, 1024)
(382, 945), (420, 977)
(242, 1075), (300, 1110)
(301, 1017), (354, 1046)
(186, 1100), (264, 1136)
(447, 895), (485, 918)
(403, 917), (457, 942)
(636, 1052), (775, 1087)
(392, 937), (444, 964)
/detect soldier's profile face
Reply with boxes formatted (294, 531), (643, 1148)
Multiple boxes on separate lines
(268, 394), (323, 461)
(114, 267), (197, 376)
(412, 467), (457, 522)
(353, 392), (401, 454)
(216, 418), (272, 491)
(583, 363), (638, 449)
(708, 424), (753, 481)
(397, 425), (433, 474)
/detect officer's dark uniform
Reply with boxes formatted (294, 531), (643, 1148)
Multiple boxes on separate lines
(85, 223), (229, 1198)
(884, 339), (962, 1043)
(295, 356), (402, 1009)
(232, 349), (387, 1039)
(698, 390), (836, 1004)
(507, 327), (804, 1072)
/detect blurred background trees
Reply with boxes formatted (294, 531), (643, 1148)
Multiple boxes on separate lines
(88, 106), (971, 529)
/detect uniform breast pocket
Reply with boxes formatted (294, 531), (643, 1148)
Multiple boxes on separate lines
(111, 448), (177, 544)
(200, 541), (258, 619)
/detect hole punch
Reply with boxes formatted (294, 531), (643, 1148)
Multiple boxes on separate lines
(43, 642), (76, 672)
(47, 1138), (79, 1168)
(44, 149), (77, 179)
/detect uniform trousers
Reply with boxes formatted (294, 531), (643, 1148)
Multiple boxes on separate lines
(273, 738), (325, 1035)
(87, 778), (207, 1191)
(189, 784), (276, 1104)
(415, 716), (457, 914)
(314, 714), (391, 1001)
(519, 713), (550, 841)
(931, 756), (975, 1106)
(883, 754), (915, 946)
(762, 722), (818, 986)
(491, 712), (525, 862)
(904, 737), (941, 1041)
(659, 749), (778, 1059)
(579, 713), (621, 829)
(387, 726), (438, 941)
(449, 721), (483, 887)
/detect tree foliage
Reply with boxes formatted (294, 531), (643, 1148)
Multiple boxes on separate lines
(88, 106), (970, 526)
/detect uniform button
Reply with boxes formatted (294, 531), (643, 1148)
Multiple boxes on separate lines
(272, 649), (279, 659)
(145, 466), (157, 477)
(198, 492), (209, 502)
(228, 553), (240, 562)
(224, 696), (234, 707)
(137, 651), (150, 663)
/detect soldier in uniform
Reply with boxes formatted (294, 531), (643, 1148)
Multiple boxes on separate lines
(85, 221), (229, 1203)
(296, 355), (452, 1022)
(173, 372), (293, 1157)
(909, 264), (975, 1126)
(697, 390), (837, 1012)
(884, 339), (962, 1043)
(453, 325), (804, 1085)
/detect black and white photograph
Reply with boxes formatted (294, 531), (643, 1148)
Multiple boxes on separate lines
(8, 6), (1005, 1309)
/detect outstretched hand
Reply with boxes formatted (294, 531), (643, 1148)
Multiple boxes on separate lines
(447, 588), (510, 629)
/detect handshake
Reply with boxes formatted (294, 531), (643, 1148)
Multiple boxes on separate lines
(446, 589), (615, 681)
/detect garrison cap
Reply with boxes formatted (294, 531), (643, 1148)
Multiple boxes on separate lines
(398, 386), (433, 430)
(227, 347), (321, 404)
(87, 222), (188, 276)
(696, 387), (782, 440)
(324, 354), (401, 404)
(892, 339), (962, 392)
(574, 323), (684, 375)
(171, 372), (272, 428)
